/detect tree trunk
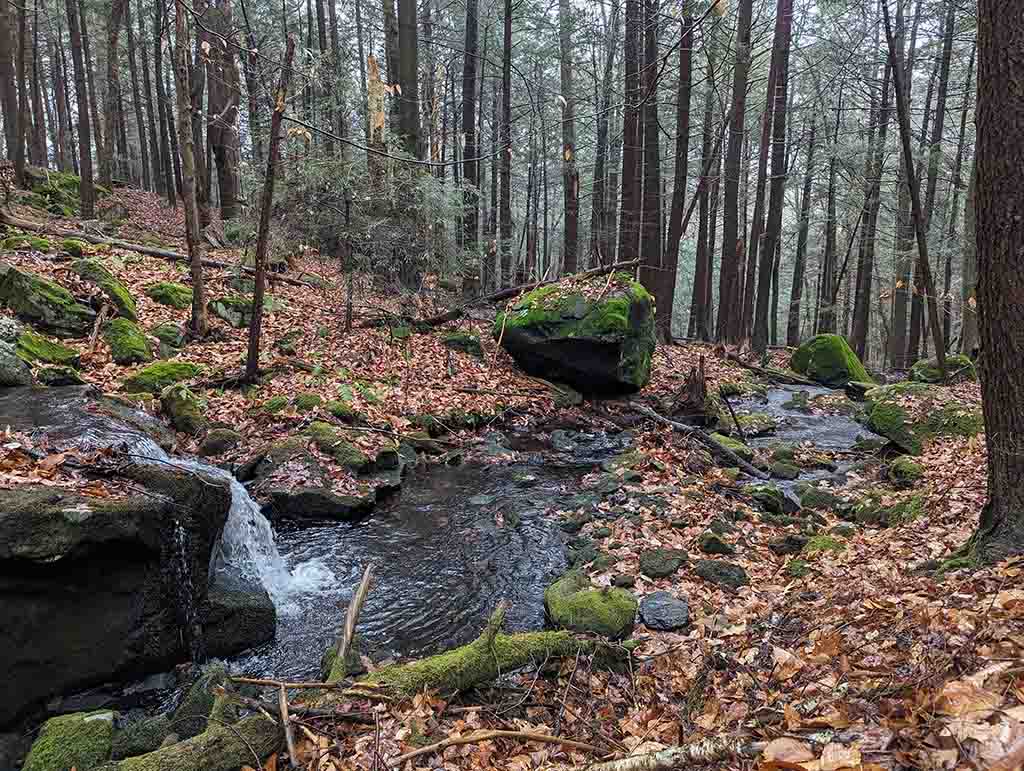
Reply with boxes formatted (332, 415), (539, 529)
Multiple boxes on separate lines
(78, 0), (102, 178)
(382, 0), (399, 134)
(639, 0), (663, 335)
(960, 158), (978, 356)
(817, 86), (842, 334)
(752, 0), (792, 353)
(558, 0), (579, 275)
(124, 0), (149, 189)
(188, 0), (210, 229)
(137, 0), (161, 194)
(0, 0), (16, 158)
(13, 0), (27, 183)
(65, 0), (94, 216)
(943, 42), (974, 347)
(719, 0), (753, 344)
(164, 53), (182, 196)
(52, 37), (72, 172)
(397, 0), (419, 158)
(689, 55), (716, 341)
(154, 0), (176, 204)
(174, 0), (208, 337)
(499, 0), (512, 285)
(616, 0), (641, 264)
(206, 0), (242, 220)
(589, 4), (620, 267)
(881, 0), (945, 376)
(100, 0), (127, 186)
(29, 2), (47, 168)
(246, 35), (295, 382)
(969, 0), (1024, 562)
(461, 0), (479, 288)
(786, 116), (815, 347)
(664, 13), (692, 282)
(354, 0), (369, 146)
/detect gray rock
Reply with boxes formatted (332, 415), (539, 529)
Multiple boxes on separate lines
(639, 591), (690, 631)
(0, 340), (32, 386)
(694, 559), (750, 590)
(639, 547), (688, 578)
(197, 428), (242, 456)
(201, 587), (276, 658)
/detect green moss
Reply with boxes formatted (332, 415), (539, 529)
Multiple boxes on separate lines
(104, 318), (153, 364)
(790, 333), (873, 386)
(23, 710), (115, 771)
(15, 329), (80, 366)
(36, 365), (85, 385)
(889, 456), (924, 484)
(639, 547), (688, 578)
(922, 403), (984, 439)
(746, 483), (788, 515)
(122, 360), (201, 393)
(804, 535), (845, 556)
(771, 461), (801, 480)
(263, 395), (289, 413)
(110, 714), (172, 760)
(145, 281), (193, 309)
(442, 331), (484, 358)
(938, 554), (979, 575)
(784, 558), (810, 578)
(910, 353), (976, 383)
(709, 431), (754, 462)
(1, 235), (52, 251)
(72, 258), (137, 320)
(294, 392), (323, 412)
(327, 398), (363, 422)
(208, 294), (278, 329)
(62, 238), (89, 258)
(305, 421), (369, 470)
(0, 261), (95, 337)
(161, 383), (205, 434)
(797, 483), (841, 511)
(544, 570), (636, 638)
(718, 379), (767, 398)
(865, 400), (920, 454)
(853, 491), (925, 527)
(697, 531), (735, 555)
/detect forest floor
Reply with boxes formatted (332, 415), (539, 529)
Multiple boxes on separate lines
(1, 189), (1022, 771)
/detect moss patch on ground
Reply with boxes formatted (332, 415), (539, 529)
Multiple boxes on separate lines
(23, 710), (115, 771)
(544, 569), (636, 638)
(122, 360), (201, 393)
(145, 281), (194, 309)
(305, 421), (370, 470)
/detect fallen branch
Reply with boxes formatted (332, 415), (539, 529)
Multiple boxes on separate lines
(718, 388), (747, 443)
(331, 564), (374, 681)
(279, 684), (298, 769)
(725, 353), (820, 387)
(586, 737), (765, 771)
(629, 402), (768, 480)
(88, 303), (111, 354)
(0, 211), (315, 288)
(392, 729), (605, 766)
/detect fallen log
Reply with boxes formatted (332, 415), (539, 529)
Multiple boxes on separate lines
(0, 211), (317, 288)
(724, 353), (820, 387)
(361, 258), (642, 329)
(629, 402), (769, 480)
(586, 737), (765, 771)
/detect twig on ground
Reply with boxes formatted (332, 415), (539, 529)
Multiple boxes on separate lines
(280, 684), (299, 768)
(336, 564), (374, 668)
(391, 729), (606, 767)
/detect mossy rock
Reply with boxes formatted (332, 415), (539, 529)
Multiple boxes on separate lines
(909, 353), (976, 384)
(122, 360), (201, 394)
(198, 428), (242, 456)
(921, 403), (984, 440)
(803, 535), (846, 556)
(151, 322), (187, 356)
(145, 281), (193, 309)
(110, 714), (171, 760)
(327, 398), (363, 423)
(172, 664), (228, 740)
(0, 261), (95, 337)
(207, 294), (278, 329)
(784, 558), (810, 578)
(639, 547), (688, 578)
(544, 569), (636, 639)
(23, 710), (115, 771)
(783, 390), (813, 412)
(769, 443), (796, 462)
(104, 318), (153, 364)
(845, 380), (877, 401)
(864, 394), (920, 455)
(493, 273), (656, 395)
(442, 331), (484, 358)
(709, 431), (753, 462)
(790, 333), (873, 387)
(697, 531), (735, 555)
(15, 329), (81, 367)
(716, 412), (777, 438)
(864, 384), (983, 455)
(61, 238), (90, 258)
(161, 383), (205, 434)
(796, 482), (841, 511)
(263, 395), (289, 413)
(770, 461), (801, 480)
(0, 339), (32, 385)
(0, 234), (52, 251)
(888, 455), (924, 485)
(305, 421), (369, 470)
(23, 168), (101, 216)
(694, 559), (749, 590)
(294, 392), (323, 412)
(852, 491), (925, 527)
(72, 258), (137, 320)
(36, 364), (85, 386)
(746, 483), (789, 515)
(717, 379), (768, 398)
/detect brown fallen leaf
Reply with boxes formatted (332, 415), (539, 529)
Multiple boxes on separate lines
(762, 737), (815, 764)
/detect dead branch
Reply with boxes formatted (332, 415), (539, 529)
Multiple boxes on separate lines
(392, 729), (606, 766)
(0, 211), (316, 288)
(332, 564), (374, 680)
(628, 402), (768, 480)
(88, 303), (111, 354)
(718, 388), (747, 443)
(586, 737), (765, 771)
(279, 684), (298, 769)
(725, 352), (820, 386)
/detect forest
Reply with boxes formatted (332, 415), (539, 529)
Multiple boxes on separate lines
(0, 0), (1022, 767)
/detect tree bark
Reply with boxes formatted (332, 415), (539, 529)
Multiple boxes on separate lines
(174, 0), (208, 337)
(206, 0), (242, 220)
(65, 0), (95, 216)
(29, 1), (47, 168)
(638, 0), (663, 336)
(78, 0), (103, 178)
(689, 51), (716, 341)
(786, 116), (815, 348)
(589, 4), (620, 267)
(0, 0), (16, 158)
(959, 159), (978, 356)
(616, 0), (641, 265)
(664, 12), (692, 287)
(13, 0), (27, 183)
(52, 36), (72, 172)
(460, 0), (479, 289)
(154, 0), (176, 204)
(970, 0), (1024, 562)
(752, 0), (793, 354)
(397, 0), (419, 158)
(817, 86), (842, 334)
(101, 0), (128, 186)
(558, 0), (579, 275)
(719, 0), (753, 344)
(124, 0), (149, 190)
(246, 35), (295, 383)
(499, 0), (512, 285)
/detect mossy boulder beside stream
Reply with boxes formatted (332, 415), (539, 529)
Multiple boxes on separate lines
(909, 354), (977, 383)
(494, 273), (656, 395)
(790, 333), (872, 387)
(544, 570), (636, 638)
(22, 710), (115, 771)
(0, 261), (96, 337)
(15, 329), (81, 367)
(122, 360), (201, 393)
(863, 383), (983, 455)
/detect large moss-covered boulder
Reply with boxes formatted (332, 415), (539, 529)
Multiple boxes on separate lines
(200, 587), (276, 658)
(493, 273), (656, 395)
(863, 383), (983, 455)
(72, 258), (137, 321)
(122, 360), (200, 394)
(15, 329), (81, 367)
(36, 364), (85, 386)
(208, 294), (277, 329)
(110, 714), (172, 760)
(145, 281), (193, 309)
(305, 421), (370, 470)
(709, 431), (754, 462)
(909, 353), (977, 383)
(104, 318), (153, 364)
(790, 334), (872, 387)
(23, 710), (115, 771)
(171, 664), (229, 740)
(161, 383), (205, 434)
(544, 569), (636, 638)
(0, 261), (95, 337)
